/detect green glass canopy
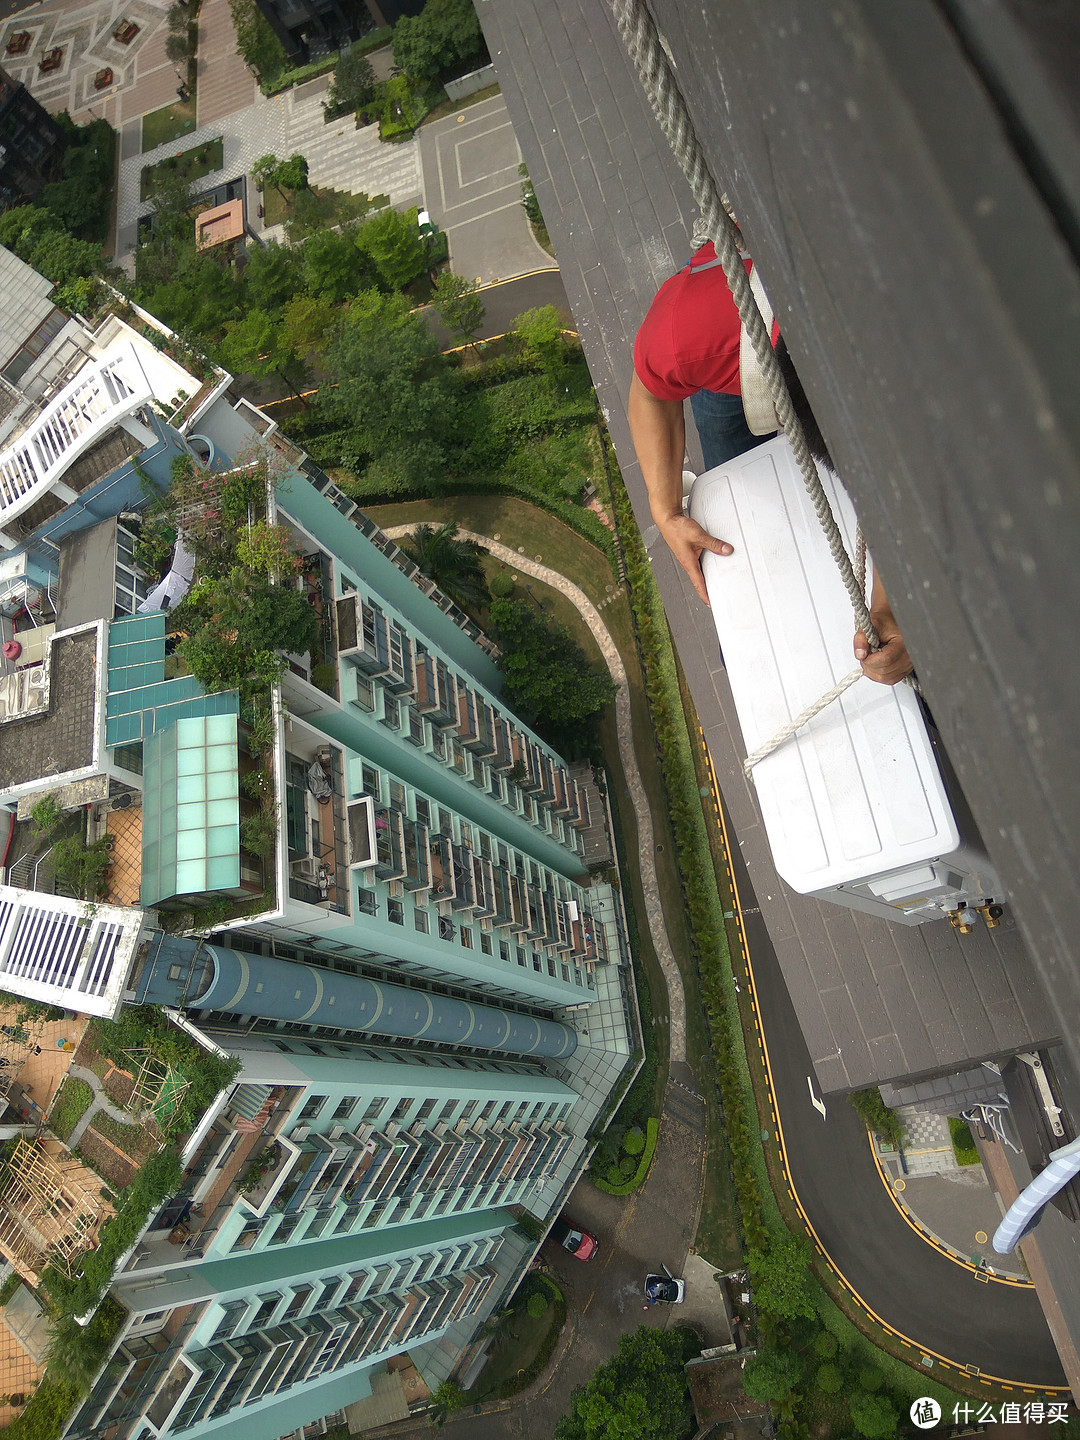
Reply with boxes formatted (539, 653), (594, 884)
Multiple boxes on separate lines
(141, 713), (244, 905)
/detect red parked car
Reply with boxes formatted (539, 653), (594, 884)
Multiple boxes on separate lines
(550, 1216), (598, 1261)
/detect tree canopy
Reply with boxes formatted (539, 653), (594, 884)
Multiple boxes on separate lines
(316, 291), (458, 491)
(399, 522), (489, 611)
(356, 205), (428, 292)
(554, 1326), (698, 1440)
(747, 1231), (816, 1323)
(488, 597), (616, 729)
(741, 1347), (804, 1403)
(328, 43), (376, 115)
(392, 0), (485, 81)
(430, 270), (485, 344)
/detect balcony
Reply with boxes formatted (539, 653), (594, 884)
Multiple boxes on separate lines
(284, 735), (348, 914)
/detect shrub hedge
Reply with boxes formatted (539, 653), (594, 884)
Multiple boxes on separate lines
(591, 1116), (659, 1195)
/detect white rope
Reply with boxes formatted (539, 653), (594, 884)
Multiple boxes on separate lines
(742, 668), (864, 779)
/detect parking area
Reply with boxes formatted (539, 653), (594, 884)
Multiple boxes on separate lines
(418, 93), (558, 283)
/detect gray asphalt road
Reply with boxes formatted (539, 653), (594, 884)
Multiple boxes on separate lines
(418, 94), (558, 284)
(726, 818), (1066, 1389)
(422, 269), (571, 349)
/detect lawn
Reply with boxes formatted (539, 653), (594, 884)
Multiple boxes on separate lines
(141, 100), (196, 153)
(421, 81), (502, 127)
(261, 183), (384, 230)
(89, 1111), (159, 1163)
(140, 138), (224, 201)
(466, 1276), (564, 1401)
(49, 1077), (95, 1142)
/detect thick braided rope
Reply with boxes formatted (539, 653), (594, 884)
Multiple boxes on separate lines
(742, 668), (864, 778)
(610, 0), (877, 650)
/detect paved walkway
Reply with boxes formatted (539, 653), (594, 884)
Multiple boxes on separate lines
(194, 0), (255, 127)
(0, 0), (177, 129)
(382, 524), (688, 1059)
(116, 76), (422, 257)
(418, 94), (557, 283)
(64, 1062), (137, 1147)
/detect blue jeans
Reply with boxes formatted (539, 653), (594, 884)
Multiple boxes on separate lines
(690, 387), (774, 470)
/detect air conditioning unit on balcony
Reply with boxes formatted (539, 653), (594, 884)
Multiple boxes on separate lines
(292, 1126), (310, 1141)
(291, 858), (318, 882)
(479, 917), (493, 932)
(329, 1125), (346, 1140)
(388, 880), (404, 899)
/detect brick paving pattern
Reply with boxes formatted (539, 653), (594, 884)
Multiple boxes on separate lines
(0, 0), (179, 129)
(103, 805), (142, 908)
(194, 0), (256, 127)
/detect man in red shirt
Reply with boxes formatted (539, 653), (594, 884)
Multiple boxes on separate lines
(628, 243), (911, 684)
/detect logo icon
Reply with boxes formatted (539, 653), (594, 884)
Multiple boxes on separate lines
(910, 1398), (941, 1429)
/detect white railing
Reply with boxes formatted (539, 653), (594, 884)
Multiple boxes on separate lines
(0, 348), (154, 544)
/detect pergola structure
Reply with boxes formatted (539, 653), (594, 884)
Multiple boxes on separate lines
(123, 1048), (190, 1129)
(0, 1139), (114, 1283)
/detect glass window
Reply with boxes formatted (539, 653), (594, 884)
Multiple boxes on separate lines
(333, 1097), (354, 1121)
(354, 676), (375, 712)
(480, 933), (492, 955)
(300, 1096), (325, 1120)
(413, 909), (429, 934)
(363, 1096), (388, 1122)
(460, 928), (472, 949)
(415, 796), (430, 826)
(388, 899), (404, 926)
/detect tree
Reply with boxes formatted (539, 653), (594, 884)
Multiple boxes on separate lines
(251, 153), (280, 192)
(273, 152), (309, 195)
(741, 1348), (803, 1404)
(554, 1327), (697, 1440)
(317, 290), (458, 490)
(428, 1381), (466, 1427)
(356, 205), (427, 291)
(747, 1231), (816, 1322)
(327, 43), (375, 115)
(302, 226), (370, 301)
(392, 0), (484, 81)
(512, 303), (566, 372)
(235, 586), (319, 655)
(392, 13), (443, 81)
(430, 270), (485, 345)
(165, 29), (191, 63)
(46, 1312), (114, 1396)
(280, 293), (337, 365)
(228, 0), (287, 83)
(243, 240), (303, 310)
(399, 521), (490, 611)
(488, 598), (616, 729)
(848, 1392), (899, 1439)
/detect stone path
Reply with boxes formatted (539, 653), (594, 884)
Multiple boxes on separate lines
(0, 0), (178, 130)
(382, 525), (688, 1059)
(194, 0), (256, 127)
(117, 75), (422, 257)
(65, 1061), (137, 1148)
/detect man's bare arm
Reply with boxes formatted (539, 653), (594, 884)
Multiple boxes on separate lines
(627, 371), (733, 605)
(854, 570), (913, 685)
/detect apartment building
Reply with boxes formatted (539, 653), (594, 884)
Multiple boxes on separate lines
(0, 260), (634, 1436)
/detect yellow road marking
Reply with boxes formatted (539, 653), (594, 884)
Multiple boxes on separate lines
(699, 732), (1064, 1394)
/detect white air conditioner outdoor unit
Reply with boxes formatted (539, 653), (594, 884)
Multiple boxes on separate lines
(329, 1125), (346, 1140)
(291, 1125), (310, 1141)
(689, 436), (1003, 927)
(291, 858), (318, 882)
(388, 880), (404, 899)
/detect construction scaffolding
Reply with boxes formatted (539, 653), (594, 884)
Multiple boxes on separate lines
(0, 1139), (114, 1284)
(123, 1049), (190, 1129)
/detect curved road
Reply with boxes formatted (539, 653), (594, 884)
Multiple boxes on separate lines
(722, 810), (1066, 1390)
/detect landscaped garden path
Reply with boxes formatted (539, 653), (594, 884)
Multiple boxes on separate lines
(64, 1063), (139, 1149)
(382, 523), (688, 1060)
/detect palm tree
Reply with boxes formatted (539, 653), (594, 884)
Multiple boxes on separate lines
(400, 522), (490, 613)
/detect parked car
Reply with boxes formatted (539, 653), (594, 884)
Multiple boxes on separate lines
(550, 1216), (599, 1261)
(644, 1272), (686, 1304)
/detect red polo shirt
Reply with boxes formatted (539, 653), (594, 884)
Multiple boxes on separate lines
(633, 243), (752, 402)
